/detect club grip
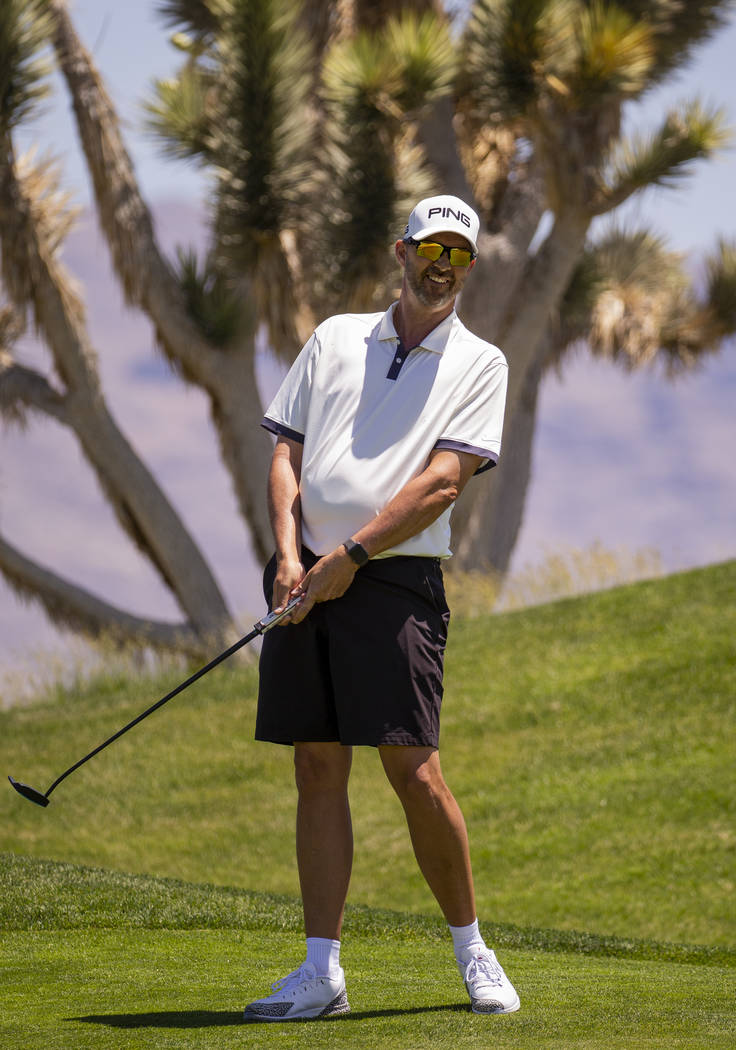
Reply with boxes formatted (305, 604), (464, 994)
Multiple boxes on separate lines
(254, 594), (304, 634)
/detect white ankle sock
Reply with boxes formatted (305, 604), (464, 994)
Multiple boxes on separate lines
(449, 919), (486, 962)
(305, 937), (341, 977)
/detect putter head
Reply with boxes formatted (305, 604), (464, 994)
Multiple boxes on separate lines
(8, 776), (50, 807)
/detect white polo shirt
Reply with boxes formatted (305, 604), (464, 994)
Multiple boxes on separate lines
(261, 303), (508, 559)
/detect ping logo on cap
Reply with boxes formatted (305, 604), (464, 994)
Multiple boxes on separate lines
(427, 206), (472, 229)
(404, 195), (480, 253)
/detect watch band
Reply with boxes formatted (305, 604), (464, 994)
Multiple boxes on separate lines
(342, 538), (370, 567)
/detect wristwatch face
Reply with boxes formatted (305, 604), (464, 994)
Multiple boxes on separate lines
(344, 540), (369, 566)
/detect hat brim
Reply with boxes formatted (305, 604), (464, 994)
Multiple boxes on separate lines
(410, 224), (477, 255)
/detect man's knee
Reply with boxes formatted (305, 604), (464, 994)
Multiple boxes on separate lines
(380, 747), (449, 806)
(294, 742), (352, 795)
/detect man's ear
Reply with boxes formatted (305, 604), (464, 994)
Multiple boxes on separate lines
(469, 257), (477, 271)
(395, 239), (407, 267)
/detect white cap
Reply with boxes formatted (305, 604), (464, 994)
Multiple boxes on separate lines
(404, 195), (479, 254)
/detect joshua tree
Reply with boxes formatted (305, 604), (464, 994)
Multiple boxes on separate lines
(1, 0), (734, 652)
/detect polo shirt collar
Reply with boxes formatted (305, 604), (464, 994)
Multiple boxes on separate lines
(378, 302), (457, 354)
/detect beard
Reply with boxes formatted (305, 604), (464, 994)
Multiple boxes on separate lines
(405, 261), (457, 309)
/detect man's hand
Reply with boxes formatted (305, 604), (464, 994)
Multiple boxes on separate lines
(272, 556), (305, 624)
(287, 546), (358, 624)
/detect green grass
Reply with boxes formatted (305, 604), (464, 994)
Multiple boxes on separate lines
(2, 856), (734, 1050)
(1, 562), (735, 1046)
(2, 561), (734, 946)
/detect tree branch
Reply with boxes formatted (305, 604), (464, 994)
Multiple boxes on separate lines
(49, 0), (219, 379)
(499, 207), (591, 419)
(595, 99), (730, 215)
(47, 2), (275, 561)
(0, 351), (68, 426)
(0, 532), (203, 655)
(0, 139), (99, 396)
(459, 156), (546, 340)
(0, 140), (234, 643)
(417, 95), (474, 201)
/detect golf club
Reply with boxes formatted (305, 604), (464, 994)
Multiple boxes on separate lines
(8, 595), (303, 808)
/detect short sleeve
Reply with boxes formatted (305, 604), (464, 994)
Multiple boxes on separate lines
(434, 356), (508, 474)
(261, 331), (322, 442)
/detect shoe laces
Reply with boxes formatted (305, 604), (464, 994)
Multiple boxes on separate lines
(272, 962), (317, 994)
(465, 951), (504, 988)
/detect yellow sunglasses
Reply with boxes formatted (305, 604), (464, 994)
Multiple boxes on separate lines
(406, 238), (476, 268)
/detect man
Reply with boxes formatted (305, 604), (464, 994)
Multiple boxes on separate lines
(244, 195), (519, 1021)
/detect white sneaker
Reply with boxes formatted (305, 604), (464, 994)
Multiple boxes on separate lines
(243, 962), (350, 1021)
(459, 948), (520, 1014)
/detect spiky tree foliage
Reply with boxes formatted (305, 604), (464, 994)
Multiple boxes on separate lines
(210, 0), (316, 353)
(147, 3), (452, 321)
(157, 0), (222, 40)
(705, 238), (736, 336)
(612, 0), (730, 85)
(0, 0), (53, 132)
(561, 228), (736, 371)
(1, 0), (734, 653)
(448, 0), (733, 570)
(304, 11), (454, 308)
(478, 225), (736, 571)
(603, 99), (730, 207)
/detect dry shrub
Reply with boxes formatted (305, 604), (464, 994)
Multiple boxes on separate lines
(444, 542), (663, 618)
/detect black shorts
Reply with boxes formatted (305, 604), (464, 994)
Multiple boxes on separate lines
(256, 548), (451, 748)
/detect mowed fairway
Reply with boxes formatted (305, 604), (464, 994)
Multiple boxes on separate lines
(2, 858), (734, 1050)
(1, 562), (735, 1047)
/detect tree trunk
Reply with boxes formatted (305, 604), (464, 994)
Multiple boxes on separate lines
(51, 0), (274, 562)
(418, 95), (475, 202)
(451, 342), (545, 572)
(0, 144), (234, 647)
(500, 209), (590, 419)
(203, 344), (275, 566)
(451, 208), (590, 572)
(449, 162), (546, 552)
(69, 395), (234, 640)
(460, 158), (546, 335)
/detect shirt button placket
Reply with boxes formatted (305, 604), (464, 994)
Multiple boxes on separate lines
(387, 339), (407, 380)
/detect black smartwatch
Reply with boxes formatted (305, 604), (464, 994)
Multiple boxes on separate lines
(342, 538), (370, 567)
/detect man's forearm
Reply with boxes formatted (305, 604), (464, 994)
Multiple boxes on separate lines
(351, 449), (480, 558)
(267, 438), (303, 562)
(286, 449), (480, 623)
(352, 474), (455, 557)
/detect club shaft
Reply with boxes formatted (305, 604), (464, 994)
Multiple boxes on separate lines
(42, 626), (259, 799)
